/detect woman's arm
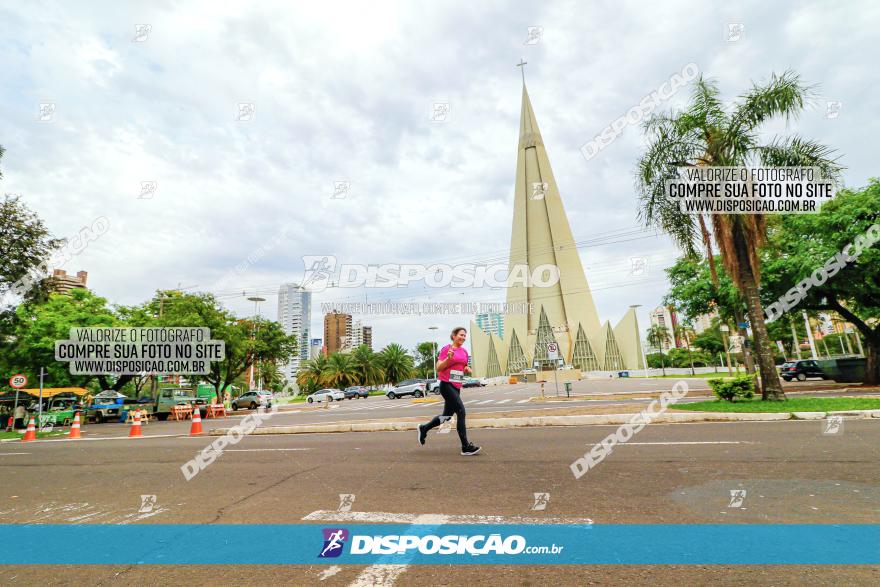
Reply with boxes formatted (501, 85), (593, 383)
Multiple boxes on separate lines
(436, 346), (456, 371)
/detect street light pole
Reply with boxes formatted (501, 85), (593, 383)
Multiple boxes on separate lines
(428, 326), (439, 379)
(247, 296), (266, 392)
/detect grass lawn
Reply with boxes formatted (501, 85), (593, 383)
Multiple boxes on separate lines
(674, 397), (880, 413)
(0, 429), (68, 441)
(634, 371), (746, 379)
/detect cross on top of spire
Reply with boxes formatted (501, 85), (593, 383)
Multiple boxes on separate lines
(516, 59), (527, 84)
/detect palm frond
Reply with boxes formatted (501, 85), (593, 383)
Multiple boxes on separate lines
(755, 135), (845, 184)
(636, 115), (704, 255)
(730, 70), (814, 132)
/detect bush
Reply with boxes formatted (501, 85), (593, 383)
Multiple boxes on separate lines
(708, 373), (755, 402)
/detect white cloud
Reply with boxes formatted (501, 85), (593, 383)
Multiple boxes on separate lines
(0, 0), (876, 351)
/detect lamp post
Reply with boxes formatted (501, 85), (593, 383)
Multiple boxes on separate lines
(428, 326), (439, 379)
(630, 305), (649, 378)
(247, 296), (266, 391)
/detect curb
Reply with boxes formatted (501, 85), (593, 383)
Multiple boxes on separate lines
(207, 409), (879, 436)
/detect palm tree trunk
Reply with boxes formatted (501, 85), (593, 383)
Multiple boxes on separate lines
(732, 232), (786, 400)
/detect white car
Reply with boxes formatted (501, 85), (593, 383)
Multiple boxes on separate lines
(307, 389), (345, 403)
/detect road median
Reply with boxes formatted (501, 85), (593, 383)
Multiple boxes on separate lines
(207, 409), (879, 436)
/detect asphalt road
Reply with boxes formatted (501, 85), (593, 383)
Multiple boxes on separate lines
(1, 418), (878, 585)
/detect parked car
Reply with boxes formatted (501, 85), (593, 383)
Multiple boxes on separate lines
(307, 388), (345, 403)
(462, 378), (485, 388)
(387, 379), (426, 399)
(780, 360), (827, 382)
(231, 390), (273, 410)
(343, 386), (369, 399)
(425, 378), (441, 394)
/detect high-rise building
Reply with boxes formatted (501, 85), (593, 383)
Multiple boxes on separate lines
(48, 269), (88, 294)
(277, 284), (311, 381)
(475, 313), (504, 339)
(692, 311), (718, 334)
(470, 82), (643, 376)
(362, 325), (373, 351)
(324, 311), (352, 355)
(345, 320), (373, 351)
(649, 305), (680, 351)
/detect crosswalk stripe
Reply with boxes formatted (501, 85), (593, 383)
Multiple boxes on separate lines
(516, 399), (531, 404)
(475, 400), (494, 405)
(495, 399), (511, 404)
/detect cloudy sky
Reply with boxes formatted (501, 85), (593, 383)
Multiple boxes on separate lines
(1, 0), (877, 352)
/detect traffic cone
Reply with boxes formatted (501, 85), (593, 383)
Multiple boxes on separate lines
(189, 404), (203, 436)
(68, 411), (82, 439)
(128, 409), (143, 438)
(22, 417), (37, 442)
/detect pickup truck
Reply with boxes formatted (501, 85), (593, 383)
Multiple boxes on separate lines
(153, 387), (207, 420)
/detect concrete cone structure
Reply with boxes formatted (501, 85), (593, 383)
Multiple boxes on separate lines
(128, 409), (143, 438)
(22, 417), (37, 442)
(68, 411), (82, 439)
(471, 81), (644, 377)
(189, 404), (203, 436)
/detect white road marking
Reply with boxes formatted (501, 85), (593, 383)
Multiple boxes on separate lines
(225, 448), (312, 452)
(0, 452), (29, 456)
(516, 399), (531, 404)
(348, 513), (448, 587)
(495, 399), (512, 404)
(303, 510), (593, 525)
(475, 400), (494, 405)
(319, 566), (342, 581)
(620, 441), (752, 445)
(464, 400), (480, 405)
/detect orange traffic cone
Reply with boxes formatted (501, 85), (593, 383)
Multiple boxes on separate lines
(128, 409), (143, 438)
(22, 417), (37, 442)
(68, 411), (82, 439)
(189, 404), (203, 436)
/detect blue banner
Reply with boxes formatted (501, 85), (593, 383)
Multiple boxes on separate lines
(2, 524), (878, 565)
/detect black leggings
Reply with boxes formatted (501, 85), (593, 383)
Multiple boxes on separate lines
(422, 381), (469, 448)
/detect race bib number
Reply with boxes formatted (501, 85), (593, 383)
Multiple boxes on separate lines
(450, 370), (464, 383)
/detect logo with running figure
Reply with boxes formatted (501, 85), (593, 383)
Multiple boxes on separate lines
(318, 528), (349, 558)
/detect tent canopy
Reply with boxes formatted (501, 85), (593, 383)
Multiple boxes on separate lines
(20, 387), (89, 398)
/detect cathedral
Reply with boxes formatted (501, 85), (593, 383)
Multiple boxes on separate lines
(470, 83), (644, 377)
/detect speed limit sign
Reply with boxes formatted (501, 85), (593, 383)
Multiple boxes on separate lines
(9, 374), (28, 389)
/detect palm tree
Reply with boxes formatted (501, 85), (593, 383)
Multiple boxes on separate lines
(636, 71), (843, 400)
(349, 345), (385, 387)
(378, 343), (414, 385)
(323, 353), (359, 389)
(675, 323), (696, 376)
(646, 325), (670, 376)
(296, 355), (328, 394)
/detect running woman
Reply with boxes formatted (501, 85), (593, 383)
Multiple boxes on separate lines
(418, 327), (480, 455)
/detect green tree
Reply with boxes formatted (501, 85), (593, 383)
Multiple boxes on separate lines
(646, 325), (670, 376)
(297, 355), (328, 394)
(0, 192), (63, 305)
(664, 256), (741, 326)
(3, 289), (122, 390)
(674, 323), (697, 375)
(636, 71), (843, 400)
(158, 292), (296, 402)
(379, 343), (414, 385)
(323, 353), (359, 389)
(413, 341), (436, 378)
(349, 345), (384, 387)
(760, 180), (880, 384)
